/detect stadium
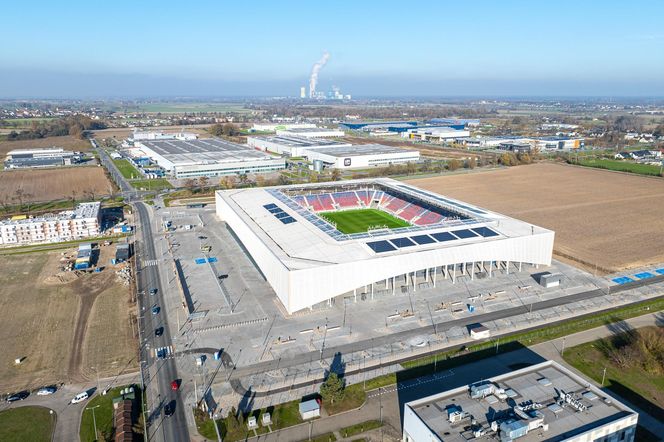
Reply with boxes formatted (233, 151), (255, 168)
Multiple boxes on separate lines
(215, 178), (554, 314)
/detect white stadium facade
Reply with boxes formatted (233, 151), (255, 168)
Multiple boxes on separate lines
(216, 178), (554, 314)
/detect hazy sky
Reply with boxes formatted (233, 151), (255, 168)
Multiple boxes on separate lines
(2, 0), (663, 98)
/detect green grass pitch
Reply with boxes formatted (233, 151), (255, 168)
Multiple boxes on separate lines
(319, 209), (411, 234)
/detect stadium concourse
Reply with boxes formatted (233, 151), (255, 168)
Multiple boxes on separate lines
(215, 178), (554, 314)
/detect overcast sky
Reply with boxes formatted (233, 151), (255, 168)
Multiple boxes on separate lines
(2, 0), (663, 98)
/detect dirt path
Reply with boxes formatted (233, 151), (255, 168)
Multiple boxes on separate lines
(66, 272), (117, 383)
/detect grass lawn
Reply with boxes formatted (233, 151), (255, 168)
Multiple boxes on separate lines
(340, 420), (382, 438)
(0, 406), (55, 442)
(131, 178), (173, 191)
(576, 158), (662, 177)
(563, 326), (664, 423)
(113, 159), (141, 179)
(320, 209), (411, 234)
(79, 385), (143, 442)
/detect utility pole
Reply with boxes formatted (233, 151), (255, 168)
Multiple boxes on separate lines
(86, 405), (101, 441)
(601, 367), (607, 386)
(561, 337), (566, 357)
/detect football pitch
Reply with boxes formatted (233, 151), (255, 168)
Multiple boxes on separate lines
(320, 209), (411, 234)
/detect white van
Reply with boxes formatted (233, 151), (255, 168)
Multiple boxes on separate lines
(71, 392), (89, 404)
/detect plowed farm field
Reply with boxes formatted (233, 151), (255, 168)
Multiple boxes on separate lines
(0, 167), (113, 204)
(407, 162), (664, 273)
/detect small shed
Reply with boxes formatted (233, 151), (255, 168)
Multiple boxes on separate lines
(115, 243), (130, 262)
(539, 272), (563, 288)
(469, 324), (491, 340)
(298, 399), (320, 420)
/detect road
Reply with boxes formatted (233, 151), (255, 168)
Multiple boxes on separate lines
(91, 139), (142, 199)
(135, 201), (190, 441)
(224, 275), (664, 383)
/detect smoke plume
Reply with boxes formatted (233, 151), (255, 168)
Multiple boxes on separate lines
(309, 51), (330, 97)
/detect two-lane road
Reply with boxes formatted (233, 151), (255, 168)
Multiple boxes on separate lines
(135, 202), (190, 441)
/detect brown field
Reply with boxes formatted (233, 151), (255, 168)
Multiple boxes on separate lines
(0, 248), (137, 393)
(0, 135), (91, 156)
(407, 162), (664, 273)
(0, 167), (113, 204)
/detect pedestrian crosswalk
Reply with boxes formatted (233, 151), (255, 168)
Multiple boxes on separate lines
(143, 259), (159, 267)
(155, 345), (174, 359)
(366, 369), (455, 397)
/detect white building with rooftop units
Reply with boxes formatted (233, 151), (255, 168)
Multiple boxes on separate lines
(133, 138), (285, 178)
(403, 360), (638, 442)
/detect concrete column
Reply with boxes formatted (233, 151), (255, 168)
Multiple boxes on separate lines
(413, 272), (417, 292)
(385, 278), (388, 289)
(433, 266), (437, 287)
(425, 267), (429, 282)
(519, 261), (522, 272)
(471, 261), (475, 280)
(506, 260), (510, 275)
(371, 282), (374, 300)
(462, 262), (466, 275)
(452, 264), (456, 284)
(489, 261), (492, 278)
(354, 288), (357, 303)
(392, 276), (395, 295)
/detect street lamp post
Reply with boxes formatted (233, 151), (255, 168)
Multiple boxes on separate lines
(86, 405), (101, 441)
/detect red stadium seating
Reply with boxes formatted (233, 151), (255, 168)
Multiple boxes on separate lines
(399, 204), (427, 221)
(414, 211), (444, 225)
(332, 191), (360, 208)
(306, 195), (324, 211)
(318, 194), (335, 210)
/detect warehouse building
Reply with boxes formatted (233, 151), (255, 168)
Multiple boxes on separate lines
(247, 135), (351, 157)
(339, 120), (418, 131)
(428, 117), (481, 127)
(4, 148), (79, 169)
(305, 144), (420, 169)
(0, 202), (101, 245)
(276, 127), (345, 138)
(250, 122), (317, 132)
(133, 138), (285, 178)
(534, 136), (584, 151)
(402, 126), (470, 142)
(403, 360), (637, 442)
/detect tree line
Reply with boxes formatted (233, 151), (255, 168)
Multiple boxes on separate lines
(5, 115), (107, 141)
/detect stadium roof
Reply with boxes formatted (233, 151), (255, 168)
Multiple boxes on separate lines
(216, 178), (552, 270)
(136, 138), (274, 165)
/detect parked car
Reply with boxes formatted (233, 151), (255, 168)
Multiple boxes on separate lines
(150, 288), (158, 296)
(164, 401), (175, 417)
(152, 305), (160, 315)
(6, 391), (29, 402)
(155, 327), (164, 337)
(71, 392), (89, 404)
(37, 386), (57, 396)
(171, 380), (179, 391)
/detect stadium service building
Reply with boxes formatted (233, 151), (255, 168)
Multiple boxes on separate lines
(216, 178), (554, 314)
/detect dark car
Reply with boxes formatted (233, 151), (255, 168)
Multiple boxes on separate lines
(198, 235), (207, 240)
(150, 288), (158, 296)
(218, 274), (228, 280)
(155, 327), (164, 337)
(164, 401), (176, 417)
(7, 391), (29, 402)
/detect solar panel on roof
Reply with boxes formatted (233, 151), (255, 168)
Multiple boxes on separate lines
(451, 229), (478, 239)
(471, 227), (499, 237)
(263, 203), (278, 209)
(280, 217), (297, 224)
(366, 241), (397, 253)
(389, 237), (416, 248)
(431, 232), (457, 242)
(275, 212), (290, 219)
(410, 234), (436, 245)
(268, 207), (284, 214)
